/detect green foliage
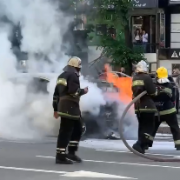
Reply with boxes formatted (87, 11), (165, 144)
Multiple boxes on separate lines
(101, 32), (145, 69)
(88, 0), (145, 72)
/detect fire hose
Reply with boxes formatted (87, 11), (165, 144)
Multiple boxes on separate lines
(119, 91), (180, 162)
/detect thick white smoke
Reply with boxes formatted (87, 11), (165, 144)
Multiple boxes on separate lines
(117, 103), (138, 140)
(80, 77), (106, 115)
(0, 0), (106, 139)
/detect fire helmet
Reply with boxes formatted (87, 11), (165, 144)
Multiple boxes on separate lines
(135, 60), (148, 73)
(68, 56), (82, 68)
(156, 67), (168, 79)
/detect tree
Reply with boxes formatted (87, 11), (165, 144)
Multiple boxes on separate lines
(87, 0), (145, 74)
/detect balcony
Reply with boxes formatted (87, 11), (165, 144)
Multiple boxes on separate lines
(133, 42), (158, 53)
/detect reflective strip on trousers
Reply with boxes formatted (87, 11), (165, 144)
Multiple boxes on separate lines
(144, 133), (154, 141)
(56, 148), (66, 154)
(159, 107), (176, 115)
(69, 141), (79, 147)
(174, 140), (180, 145)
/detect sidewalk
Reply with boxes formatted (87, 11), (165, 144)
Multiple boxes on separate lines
(155, 133), (172, 140)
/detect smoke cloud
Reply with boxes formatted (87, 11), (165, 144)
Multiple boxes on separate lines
(0, 0), (106, 139)
(116, 102), (138, 140)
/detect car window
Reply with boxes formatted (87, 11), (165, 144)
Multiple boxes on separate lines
(98, 81), (118, 92)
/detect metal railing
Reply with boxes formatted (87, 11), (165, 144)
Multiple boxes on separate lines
(133, 42), (159, 53)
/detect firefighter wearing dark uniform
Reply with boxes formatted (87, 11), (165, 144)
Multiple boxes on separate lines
(148, 67), (180, 150)
(53, 56), (88, 164)
(132, 60), (157, 154)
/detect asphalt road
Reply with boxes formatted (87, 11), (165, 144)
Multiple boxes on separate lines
(0, 137), (180, 180)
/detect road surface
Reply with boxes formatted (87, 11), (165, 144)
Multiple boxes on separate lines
(0, 137), (180, 180)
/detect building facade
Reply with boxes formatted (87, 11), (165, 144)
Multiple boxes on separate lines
(158, 0), (180, 74)
(77, 0), (180, 74)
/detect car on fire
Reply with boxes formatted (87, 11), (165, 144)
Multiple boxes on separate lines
(11, 73), (121, 139)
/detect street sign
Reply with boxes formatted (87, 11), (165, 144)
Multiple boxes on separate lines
(168, 49), (180, 59)
(171, 51), (179, 58)
(133, 0), (158, 8)
(159, 48), (180, 60)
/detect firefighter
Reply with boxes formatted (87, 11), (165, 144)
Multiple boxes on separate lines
(132, 60), (157, 154)
(53, 56), (88, 164)
(148, 67), (180, 150)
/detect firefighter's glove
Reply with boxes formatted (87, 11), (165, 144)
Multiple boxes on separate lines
(156, 86), (162, 95)
(82, 123), (86, 135)
(53, 111), (59, 119)
(83, 87), (88, 94)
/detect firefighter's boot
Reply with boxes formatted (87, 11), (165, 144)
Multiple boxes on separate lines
(55, 150), (73, 164)
(175, 144), (180, 150)
(67, 151), (82, 163)
(132, 142), (145, 154)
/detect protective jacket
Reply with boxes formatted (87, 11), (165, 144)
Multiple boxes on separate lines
(132, 73), (157, 113)
(153, 82), (176, 115)
(53, 65), (86, 120)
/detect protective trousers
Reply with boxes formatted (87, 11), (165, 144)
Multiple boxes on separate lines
(137, 113), (155, 148)
(151, 112), (180, 148)
(56, 117), (82, 159)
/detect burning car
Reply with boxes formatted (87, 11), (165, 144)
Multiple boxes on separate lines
(10, 73), (121, 139)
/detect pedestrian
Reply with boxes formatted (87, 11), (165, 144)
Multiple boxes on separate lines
(53, 56), (88, 164)
(148, 67), (180, 150)
(134, 29), (142, 44)
(132, 60), (157, 154)
(142, 30), (148, 53)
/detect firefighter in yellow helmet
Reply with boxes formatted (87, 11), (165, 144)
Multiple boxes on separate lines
(132, 60), (157, 154)
(53, 56), (88, 164)
(148, 67), (180, 150)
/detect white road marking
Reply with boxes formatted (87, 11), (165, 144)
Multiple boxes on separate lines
(95, 149), (180, 158)
(0, 166), (66, 174)
(0, 165), (137, 179)
(61, 170), (137, 179)
(36, 155), (180, 169)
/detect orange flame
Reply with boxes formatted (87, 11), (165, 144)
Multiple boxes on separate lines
(105, 64), (132, 104)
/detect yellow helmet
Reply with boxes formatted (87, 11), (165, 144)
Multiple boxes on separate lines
(156, 67), (168, 79)
(68, 56), (82, 68)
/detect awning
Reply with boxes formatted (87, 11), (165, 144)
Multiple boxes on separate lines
(169, 0), (180, 4)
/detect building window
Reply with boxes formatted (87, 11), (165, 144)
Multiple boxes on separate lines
(105, 14), (112, 21)
(171, 14), (180, 48)
(96, 24), (107, 35)
(107, 26), (116, 38)
(96, 24), (116, 38)
(160, 13), (165, 48)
